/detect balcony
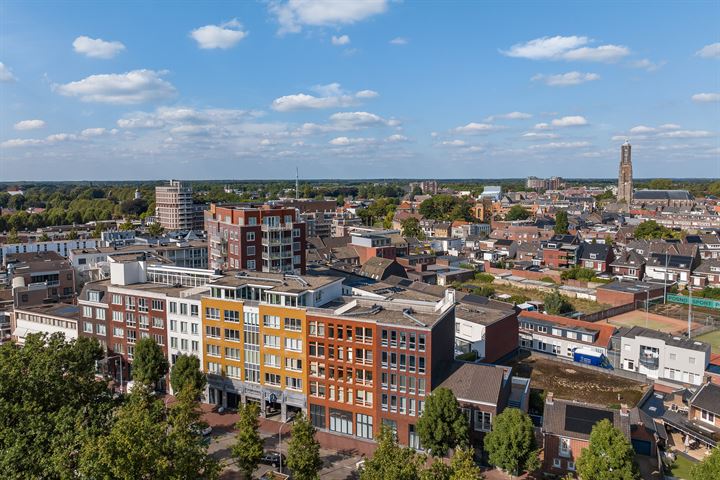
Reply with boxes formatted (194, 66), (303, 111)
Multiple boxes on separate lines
(639, 351), (659, 369)
(261, 223), (293, 232)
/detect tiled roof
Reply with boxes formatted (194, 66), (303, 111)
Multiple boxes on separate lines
(438, 362), (508, 405)
(690, 383), (720, 414)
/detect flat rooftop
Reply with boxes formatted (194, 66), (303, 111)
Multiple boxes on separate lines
(16, 302), (80, 319)
(335, 297), (451, 328)
(599, 280), (665, 294)
(210, 270), (340, 293)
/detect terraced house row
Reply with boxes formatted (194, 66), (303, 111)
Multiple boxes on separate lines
(60, 255), (520, 450)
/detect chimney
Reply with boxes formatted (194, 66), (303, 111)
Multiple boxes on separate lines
(620, 403), (629, 417)
(546, 392), (554, 405)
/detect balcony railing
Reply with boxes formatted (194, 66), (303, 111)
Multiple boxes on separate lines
(639, 355), (659, 369)
(261, 223), (293, 232)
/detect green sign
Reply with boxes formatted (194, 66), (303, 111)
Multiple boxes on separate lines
(667, 294), (720, 310)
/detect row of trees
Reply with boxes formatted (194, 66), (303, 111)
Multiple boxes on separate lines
(418, 195), (474, 222)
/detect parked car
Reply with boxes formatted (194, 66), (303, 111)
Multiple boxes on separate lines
(260, 451), (286, 468)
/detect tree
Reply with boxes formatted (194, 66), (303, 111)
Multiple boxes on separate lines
(576, 418), (638, 480)
(231, 402), (264, 479)
(6, 228), (20, 243)
(484, 408), (537, 477)
(0, 333), (113, 479)
(417, 387), (469, 456)
(691, 446), (720, 480)
(66, 229), (79, 240)
(634, 220), (671, 240)
(170, 354), (207, 396)
(647, 178), (672, 190)
(38, 232), (50, 241)
(402, 217), (423, 238)
(450, 446), (483, 480)
(131, 337), (169, 388)
(361, 426), (423, 480)
(119, 220), (134, 231)
(147, 222), (164, 237)
(473, 285), (495, 298)
(287, 412), (323, 480)
(420, 461), (452, 480)
(505, 205), (530, 221)
(554, 210), (569, 235)
(544, 289), (574, 315)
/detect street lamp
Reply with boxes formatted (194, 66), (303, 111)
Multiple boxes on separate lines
(278, 412), (296, 473)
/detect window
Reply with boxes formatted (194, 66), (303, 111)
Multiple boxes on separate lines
(559, 437), (571, 457)
(285, 337), (302, 352)
(264, 353), (280, 368)
(418, 357), (426, 374)
(153, 334), (164, 345)
(265, 373), (281, 386)
(137, 298), (147, 312)
(112, 311), (123, 322)
(247, 260), (256, 270)
(356, 414), (373, 439)
(206, 326), (221, 338)
(83, 306), (93, 318)
(418, 334), (426, 352)
(263, 315), (280, 328)
(83, 321), (93, 333)
(701, 409), (716, 425)
(207, 362), (221, 374)
(226, 365), (241, 379)
(190, 304), (199, 317)
(96, 309), (106, 321)
(408, 424), (421, 450)
(113, 327), (124, 338)
(263, 335), (280, 349)
(474, 411), (492, 432)
(310, 404), (326, 429)
(180, 303), (188, 316)
(191, 323), (199, 335)
(329, 409), (353, 435)
(553, 458), (562, 468)
(112, 294), (122, 305)
(285, 376), (302, 390)
(152, 299), (164, 311)
(246, 231), (255, 241)
(152, 317), (164, 329)
(285, 357), (302, 371)
(225, 328), (241, 342)
(225, 347), (241, 360)
(127, 330), (137, 344)
(96, 324), (106, 336)
(224, 310), (240, 323)
(567, 461), (576, 471)
(205, 308), (220, 320)
(409, 332), (416, 349)
(284, 317), (302, 332)
(206, 344), (220, 357)
(138, 315), (149, 330)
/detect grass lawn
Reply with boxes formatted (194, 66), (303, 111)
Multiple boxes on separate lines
(695, 330), (720, 353)
(669, 454), (696, 480)
(608, 313), (684, 333)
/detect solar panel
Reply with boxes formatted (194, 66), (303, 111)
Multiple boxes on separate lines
(564, 405), (614, 435)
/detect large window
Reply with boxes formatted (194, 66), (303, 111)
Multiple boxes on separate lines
(284, 317), (302, 332)
(329, 409), (353, 435)
(356, 414), (373, 440)
(224, 310), (240, 323)
(310, 404), (326, 429)
(263, 315), (280, 329)
(205, 308), (220, 320)
(559, 437), (571, 457)
(474, 411), (492, 432)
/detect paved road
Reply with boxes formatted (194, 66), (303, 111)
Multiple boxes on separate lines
(208, 428), (362, 480)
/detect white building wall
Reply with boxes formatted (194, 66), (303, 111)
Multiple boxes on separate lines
(167, 296), (204, 384)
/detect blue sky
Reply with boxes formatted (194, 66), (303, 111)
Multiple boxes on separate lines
(1, 1), (718, 180)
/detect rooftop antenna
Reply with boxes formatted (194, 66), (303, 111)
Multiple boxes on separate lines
(295, 166), (299, 200)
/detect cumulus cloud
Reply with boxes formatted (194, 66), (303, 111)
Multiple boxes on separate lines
(270, 0), (388, 34)
(54, 69), (176, 104)
(331, 34), (350, 46)
(72, 36), (126, 59)
(659, 123), (681, 130)
(529, 141), (590, 149)
(521, 132), (559, 139)
(389, 37), (408, 45)
(14, 119), (46, 130)
(441, 139), (467, 147)
(502, 35), (629, 62)
(695, 42), (720, 59)
(453, 122), (498, 134)
(328, 136), (374, 146)
(534, 122), (551, 130)
(692, 93), (720, 103)
(0, 62), (17, 82)
(385, 134), (408, 143)
(81, 127), (106, 137)
(630, 125), (655, 133)
(551, 116), (588, 127)
(272, 83), (377, 111)
(485, 111), (532, 121)
(531, 71), (599, 86)
(191, 19), (247, 49)
(629, 58), (665, 72)
(46, 133), (77, 143)
(1, 138), (44, 148)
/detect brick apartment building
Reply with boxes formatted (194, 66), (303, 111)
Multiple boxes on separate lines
(205, 203), (307, 274)
(5, 252), (76, 307)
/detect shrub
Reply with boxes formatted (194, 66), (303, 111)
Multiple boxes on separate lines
(474, 272), (495, 283)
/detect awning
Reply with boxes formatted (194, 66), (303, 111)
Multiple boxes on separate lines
(662, 411), (718, 447)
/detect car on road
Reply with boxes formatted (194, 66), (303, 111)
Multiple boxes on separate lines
(260, 451), (286, 468)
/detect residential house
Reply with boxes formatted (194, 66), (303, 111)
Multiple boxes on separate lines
(595, 280), (665, 307)
(359, 257), (408, 282)
(454, 296), (518, 362)
(692, 259), (720, 288)
(610, 250), (646, 280)
(577, 243), (614, 274)
(662, 382), (719, 450)
(519, 311), (616, 360)
(541, 234), (581, 270)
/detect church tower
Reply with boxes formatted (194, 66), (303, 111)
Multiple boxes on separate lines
(618, 140), (633, 205)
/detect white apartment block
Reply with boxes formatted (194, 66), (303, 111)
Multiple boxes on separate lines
(155, 180), (195, 231)
(1, 238), (98, 265)
(167, 290), (206, 388)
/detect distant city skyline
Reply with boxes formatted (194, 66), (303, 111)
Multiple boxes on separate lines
(1, 1), (719, 180)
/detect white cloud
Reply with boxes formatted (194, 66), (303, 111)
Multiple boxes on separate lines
(521, 132), (559, 139)
(54, 69), (176, 104)
(385, 134), (408, 143)
(692, 92), (720, 103)
(695, 42), (720, 59)
(529, 141), (590, 149)
(14, 119), (46, 131)
(454, 122), (498, 134)
(0, 62), (16, 82)
(551, 116), (588, 127)
(657, 130), (712, 139)
(389, 37), (408, 45)
(1, 138), (44, 148)
(46, 133), (77, 143)
(117, 114), (165, 129)
(659, 123), (681, 130)
(485, 111), (532, 121)
(270, 0), (388, 34)
(191, 19), (247, 49)
(272, 83), (377, 111)
(629, 58), (665, 72)
(81, 127), (106, 137)
(534, 122), (551, 130)
(328, 136), (373, 146)
(441, 139), (467, 147)
(502, 35), (629, 62)
(630, 125), (655, 133)
(531, 71), (599, 86)
(72, 36), (126, 59)
(331, 34), (350, 46)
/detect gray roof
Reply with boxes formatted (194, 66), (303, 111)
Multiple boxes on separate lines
(579, 243), (611, 260)
(543, 398), (631, 440)
(611, 250), (646, 268)
(597, 280), (659, 294)
(619, 325), (711, 352)
(690, 383), (720, 414)
(437, 362), (509, 405)
(634, 190), (693, 201)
